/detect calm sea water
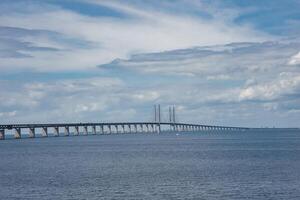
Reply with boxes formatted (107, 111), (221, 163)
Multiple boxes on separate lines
(1, 130), (300, 200)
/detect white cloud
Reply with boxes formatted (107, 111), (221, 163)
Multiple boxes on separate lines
(239, 72), (300, 101)
(0, 111), (17, 117)
(0, 0), (271, 72)
(132, 91), (160, 102)
(288, 51), (300, 65)
(1, 1), (300, 127)
(102, 41), (300, 80)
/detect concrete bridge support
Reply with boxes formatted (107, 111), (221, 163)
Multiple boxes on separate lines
(64, 127), (69, 136)
(122, 125), (125, 134)
(139, 124), (143, 133)
(42, 127), (48, 137)
(100, 125), (104, 134)
(14, 128), (21, 139)
(108, 125), (112, 134)
(151, 124), (154, 133)
(178, 125), (181, 132)
(74, 126), (79, 136)
(92, 126), (96, 135)
(0, 129), (5, 140)
(54, 127), (59, 137)
(83, 126), (88, 135)
(171, 124), (175, 132)
(128, 125), (132, 133)
(114, 125), (119, 134)
(157, 124), (161, 134)
(29, 128), (35, 138)
(134, 124), (138, 133)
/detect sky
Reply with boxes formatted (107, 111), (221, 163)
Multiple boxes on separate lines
(1, 0), (300, 127)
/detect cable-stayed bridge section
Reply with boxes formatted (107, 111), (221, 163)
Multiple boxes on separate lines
(0, 105), (250, 140)
(0, 122), (249, 140)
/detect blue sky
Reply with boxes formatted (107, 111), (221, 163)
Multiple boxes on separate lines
(0, 0), (300, 127)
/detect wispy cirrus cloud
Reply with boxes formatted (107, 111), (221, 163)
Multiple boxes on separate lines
(0, 0), (271, 72)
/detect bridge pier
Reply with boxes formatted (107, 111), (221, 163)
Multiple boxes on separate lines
(64, 127), (69, 136)
(74, 126), (79, 136)
(128, 124), (131, 133)
(0, 129), (5, 140)
(122, 125), (125, 134)
(92, 126), (96, 135)
(171, 124), (175, 132)
(100, 125), (104, 134)
(42, 127), (48, 137)
(29, 128), (35, 138)
(53, 127), (59, 137)
(157, 124), (161, 134)
(83, 126), (88, 135)
(14, 128), (21, 139)
(108, 125), (111, 134)
(54, 127), (59, 137)
(139, 125), (142, 133)
(150, 124), (154, 133)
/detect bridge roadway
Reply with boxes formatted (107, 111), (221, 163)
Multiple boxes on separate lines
(0, 122), (249, 140)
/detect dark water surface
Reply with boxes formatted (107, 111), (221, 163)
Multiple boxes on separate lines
(1, 130), (300, 200)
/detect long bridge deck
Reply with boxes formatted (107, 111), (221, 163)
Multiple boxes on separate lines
(0, 122), (250, 140)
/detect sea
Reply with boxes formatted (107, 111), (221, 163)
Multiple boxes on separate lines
(0, 129), (300, 200)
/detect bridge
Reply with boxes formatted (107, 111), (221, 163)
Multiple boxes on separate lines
(0, 105), (250, 140)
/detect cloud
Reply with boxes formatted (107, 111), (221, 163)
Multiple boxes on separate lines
(288, 51), (300, 65)
(0, 37), (59, 58)
(0, 0), (271, 72)
(0, 0), (300, 127)
(0, 77), (127, 123)
(101, 41), (300, 78)
(239, 72), (300, 101)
